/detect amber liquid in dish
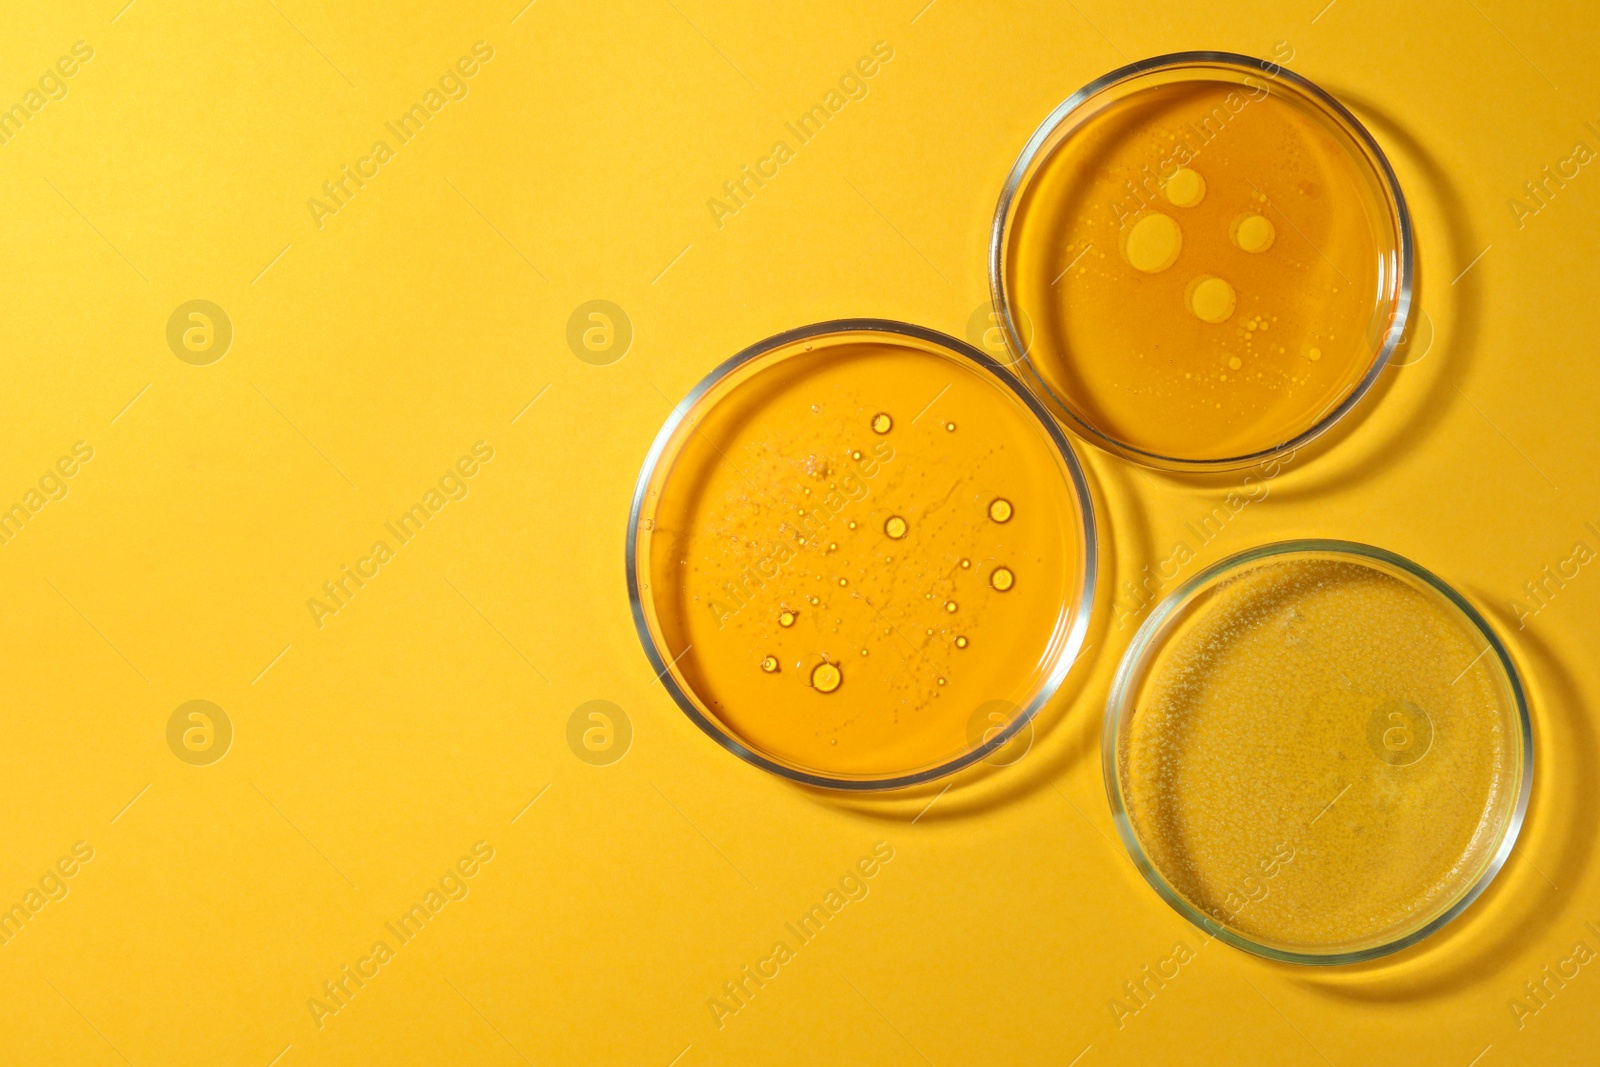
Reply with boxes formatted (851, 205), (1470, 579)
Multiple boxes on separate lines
(644, 338), (1087, 779)
(1006, 80), (1395, 462)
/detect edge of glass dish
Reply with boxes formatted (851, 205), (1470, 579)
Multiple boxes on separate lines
(1101, 538), (1534, 964)
(988, 51), (1416, 472)
(626, 318), (1099, 791)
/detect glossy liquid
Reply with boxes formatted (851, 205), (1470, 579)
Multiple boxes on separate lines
(644, 337), (1087, 779)
(1120, 558), (1517, 952)
(1007, 79), (1396, 462)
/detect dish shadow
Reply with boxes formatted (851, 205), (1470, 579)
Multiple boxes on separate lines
(1253, 88), (1486, 504)
(1278, 599), (1591, 1002)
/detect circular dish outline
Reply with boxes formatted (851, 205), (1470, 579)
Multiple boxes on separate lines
(989, 51), (1415, 472)
(1102, 538), (1534, 964)
(626, 318), (1099, 790)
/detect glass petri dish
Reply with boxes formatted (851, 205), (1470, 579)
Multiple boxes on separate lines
(1104, 540), (1532, 964)
(628, 320), (1097, 789)
(990, 53), (1413, 470)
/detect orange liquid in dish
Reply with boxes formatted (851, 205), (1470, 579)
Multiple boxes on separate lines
(1120, 558), (1519, 952)
(1007, 80), (1396, 462)
(644, 337), (1087, 780)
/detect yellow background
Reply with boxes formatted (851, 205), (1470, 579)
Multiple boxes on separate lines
(1, 0), (1597, 1063)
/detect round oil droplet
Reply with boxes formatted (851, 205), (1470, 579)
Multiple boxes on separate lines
(1186, 276), (1236, 324)
(884, 515), (908, 539)
(811, 662), (842, 693)
(1308, 347), (1322, 361)
(955, 636), (969, 648)
(779, 611), (796, 627)
(871, 412), (893, 434)
(1228, 356), (1242, 370)
(1232, 213), (1276, 253)
(1163, 167), (1206, 207)
(991, 566), (1015, 592)
(760, 655), (779, 673)
(1123, 213), (1182, 273)
(945, 601), (958, 613)
(988, 498), (1013, 523)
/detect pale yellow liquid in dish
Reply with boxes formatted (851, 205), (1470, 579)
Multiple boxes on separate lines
(1006, 80), (1398, 462)
(1120, 558), (1518, 952)
(645, 337), (1087, 779)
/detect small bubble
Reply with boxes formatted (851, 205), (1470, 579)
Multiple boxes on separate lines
(1231, 213), (1276, 253)
(937, 677), (947, 686)
(828, 542), (838, 551)
(811, 404), (821, 413)
(871, 412), (893, 434)
(808, 596), (820, 605)
(944, 421), (956, 432)
(1163, 166), (1206, 207)
(860, 648), (868, 656)
(955, 636), (969, 648)
(945, 601), (958, 613)
(991, 566), (1015, 592)
(838, 578), (848, 586)
(884, 515), (909, 539)
(988, 498), (1013, 523)
(848, 521), (857, 530)
(850, 450), (862, 461)
(1187, 275), (1237, 324)
(760, 656), (780, 673)
(960, 558), (971, 569)
(779, 611), (797, 627)
(811, 662), (842, 693)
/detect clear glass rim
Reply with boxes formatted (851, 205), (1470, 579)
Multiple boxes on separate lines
(1101, 538), (1535, 965)
(626, 318), (1100, 791)
(988, 51), (1416, 473)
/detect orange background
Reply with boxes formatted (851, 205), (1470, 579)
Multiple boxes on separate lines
(0, 1), (1596, 1064)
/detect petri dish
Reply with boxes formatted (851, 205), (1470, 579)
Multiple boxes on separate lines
(628, 320), (1097, 789)
(1105, 541), (1532, 964)
(990, 53), (1413, 470)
